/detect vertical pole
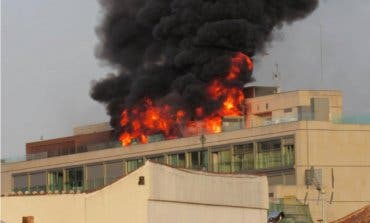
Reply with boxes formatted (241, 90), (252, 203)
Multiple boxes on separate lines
(164, 154), (168, 165)
(103, 162), (107, 186)
(63, 168), (67, 192)
(207, 147), (211, 172)
(321, 191), (326, 223)
(230, 144), (235, 173)
(83, 165), (88, 191)
(185, 152), (190, 169)
(253, 141), (258, 170)
(124, 160), (128, 175)
(45, 171), (49, 192)
(320, 24), (324, 83)
(27, 173), (31, 192)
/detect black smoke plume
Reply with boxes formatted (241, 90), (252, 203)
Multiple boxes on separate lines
(91, 0), (318, 138)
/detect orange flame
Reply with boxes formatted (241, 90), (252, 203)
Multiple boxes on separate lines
(119, 52), (253, 146)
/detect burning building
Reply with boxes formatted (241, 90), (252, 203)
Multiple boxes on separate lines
(2, 0), (370, 222)
(90, 0), (319, 147)
(2, 87), (370, 222)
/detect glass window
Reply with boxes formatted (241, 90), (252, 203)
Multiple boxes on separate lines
(189, 150), (208, 170)
(86, 164), (104, 190)
(169, 153), (185, 168)
(283, 144), (295, 166)
(66, 167), (83, 191)
(256, 139), (282, 169)
(147, 156), (165, 164)
(219, 150), (231, 172)
(127, 158), (144, 173)
(211, 149), (232, 173)
(106, 161), (124, 183)
(13, 174), (28, 192)
(48, 170), (63, 191)
(268, 175), (284, 185)
(282, 137), (295, 167)
(285, 173), (296, 185)
(30, 172), (46, 191)
(233, 143), (254, 172)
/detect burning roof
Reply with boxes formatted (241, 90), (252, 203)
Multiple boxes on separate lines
(91, 0), (319, 146)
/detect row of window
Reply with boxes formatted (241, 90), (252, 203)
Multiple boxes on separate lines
(13, 137), (295, 192)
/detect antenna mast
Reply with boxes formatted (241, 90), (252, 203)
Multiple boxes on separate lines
(320, 24), (324, 83)
(272, 62), (281, 88)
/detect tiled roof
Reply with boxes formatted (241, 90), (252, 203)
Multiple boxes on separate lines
(331, 205), (370, 223)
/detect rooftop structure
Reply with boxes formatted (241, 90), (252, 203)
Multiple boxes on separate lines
(1, 88), (370, 222)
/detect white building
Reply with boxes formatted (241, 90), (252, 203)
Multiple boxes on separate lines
(1, 161), (268, 223)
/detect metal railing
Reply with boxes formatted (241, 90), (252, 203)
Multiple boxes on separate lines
(332, 114), (370, 125)
(269, 198), (313, 223)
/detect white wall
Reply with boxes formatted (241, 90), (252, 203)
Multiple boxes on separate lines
(148, 200), (267, 223)
(1, 162), (269, 223)
(85, 165), (149, 223)
(1, 194), (86, 223)
(149, 163), (269, 210)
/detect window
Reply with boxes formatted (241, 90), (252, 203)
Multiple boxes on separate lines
(48, 170), (63, 191)
(127, 158), (144, 173)
(284, 108), (293, 113)
(189, 150), (208, 170)
(219, 150), (231, 172)
(212, 150), (231, 173)
(233, 143), (254, 172)
(106, 161), (124, 183)
(282, 137), (295, 166)
(256, 139), (282, 169)
(147, 156), (165, 164)
(169, 153), (185, 168)
(86, 163), (104, 190)
(30, 172), (46, 191)
(13, 174), (28, 192)
(267, 172), (296, 186)
(66, 167), (83, 191)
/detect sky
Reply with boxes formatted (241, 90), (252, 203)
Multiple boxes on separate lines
(2, 0), (370, 159)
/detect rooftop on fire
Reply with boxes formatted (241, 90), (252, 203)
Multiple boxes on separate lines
(1, 85), (370, 222)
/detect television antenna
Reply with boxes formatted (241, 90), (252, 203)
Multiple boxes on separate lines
(272, 63), (281, 88)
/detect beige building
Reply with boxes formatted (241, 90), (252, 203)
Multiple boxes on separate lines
(1, 87), (370, 222)
(1, 161), (268, 223)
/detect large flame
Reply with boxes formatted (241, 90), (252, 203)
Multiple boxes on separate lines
(119, 52), (253, 146)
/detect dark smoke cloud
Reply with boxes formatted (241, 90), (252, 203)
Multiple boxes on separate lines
(91, 0), (318, 136)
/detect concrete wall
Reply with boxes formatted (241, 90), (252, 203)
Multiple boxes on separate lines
(1, 162), (268, 223)
(148, 200), (267, 223)
(246, 90), (343, 125)
(149, 164), (268, 209)
(1, 194), (86, 223)
(1, 165), (150, 223)
(278, 121), (370, 222)
(73, 122), (112, 135)
(147, 163), (268, 223)
(85, 163), (149, 223)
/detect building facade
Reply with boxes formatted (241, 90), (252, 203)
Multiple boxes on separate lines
(1, 88), (370, 222)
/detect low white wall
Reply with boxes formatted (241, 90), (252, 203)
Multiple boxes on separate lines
(1, 163), (268, 223)
(85, 166), (149, 223)
(148, 200), (267, 223)
(149, 164), (269, 210)
(1, 166), (150, 223)
(1, 194), (86, 223)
